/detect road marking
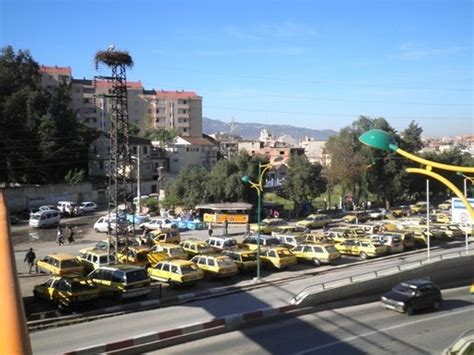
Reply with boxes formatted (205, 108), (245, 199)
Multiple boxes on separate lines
(296, 307), (474, 354)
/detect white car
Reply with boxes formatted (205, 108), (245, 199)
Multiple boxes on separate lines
(38, 205), (60, 212)
(93, 216), (117, 233)
(80, 202), (98, 213)
(141, 217), (176, 230)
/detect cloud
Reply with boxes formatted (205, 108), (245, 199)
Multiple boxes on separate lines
(224, 22), (318, 40)
(392, 43), (469, 60)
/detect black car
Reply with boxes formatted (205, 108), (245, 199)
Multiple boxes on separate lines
(381, 279), (442, 315)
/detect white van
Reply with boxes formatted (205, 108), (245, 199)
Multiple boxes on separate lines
(29, 210), (61, 228)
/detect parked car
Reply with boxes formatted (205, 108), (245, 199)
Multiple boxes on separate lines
(437, 199), (452, 211)
(291, 243), (341, 266)
(33, 275), (100, 309)
(342, 211), (370, 224)
(242, 235), (281, 251)
(221, 249), (258, 271)
(259, 246), (297, 270)
(180, 239), (215, 257)
(151, 243), (188, 260)
(78, 248), (117, 272)
(37, 254), (84, 276)
(381, 279), (442, 315)
(93, 215), (118, 233)
(296, 214), (332, 229)
(249, 218), (289, 234)
(205, 236), (238, 251)
(9, 215), (20, 225)
(148, 259), (203, 287)
(410, 202), (428, 214)
(39, 205), (60, 212)
(88, 265), (151, 301)
(275, 234), (306, 249)
(29, 210), (61, 229)
(271, 225), (308, 237)
(116, 247), (152, 268)
(335, 239), (387, 260)
(304, 233), (333, 244)
(80, 202), (98, 213)
(377, 234), (404, 253)
(147, 228), (181, 245)
(141, 217), (176, 230)
(190, 254), (238, 279)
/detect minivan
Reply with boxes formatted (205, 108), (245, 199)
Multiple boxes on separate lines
(29, 210), (61, 228)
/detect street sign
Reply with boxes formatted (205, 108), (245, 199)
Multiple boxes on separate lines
(451, 198), (474, 224)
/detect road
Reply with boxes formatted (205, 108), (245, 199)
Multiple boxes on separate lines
(29, 244), (473, 354)
(153, 287), (474, 355)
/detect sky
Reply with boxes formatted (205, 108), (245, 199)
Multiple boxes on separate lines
(1, 0), (472, 138)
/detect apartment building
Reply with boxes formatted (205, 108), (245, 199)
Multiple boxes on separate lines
(39, 65), (203, 137)
(300, 137), (331, 166)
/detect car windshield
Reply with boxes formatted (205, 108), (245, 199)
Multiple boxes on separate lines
(325, 246), (338, 253)
(264, 238), (280, 246)
(294, 236), (305, 243)
(447, 226), (460, 231)
(61, 259), (81, 268)
(277, 250), (292, 257)
(394, 284), (416, 296)
(169, 248), (183, 255)
(125, 269), (148, 283)
(217, 258), (235, 267)
(241, 254), (257, 262)
(180, 265), (198, 274)
(71, 280), (96, 292)
(30, 214), (41, 220)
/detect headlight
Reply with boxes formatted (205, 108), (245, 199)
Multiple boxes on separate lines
(381, 296), (387, 301)
(397, 301), (405, 306)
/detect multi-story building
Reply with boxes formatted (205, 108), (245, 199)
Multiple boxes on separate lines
(300, 137), (331, 166)
(39, 65), (203, 137)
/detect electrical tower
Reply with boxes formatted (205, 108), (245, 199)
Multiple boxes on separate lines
(94, 47), (134, 256)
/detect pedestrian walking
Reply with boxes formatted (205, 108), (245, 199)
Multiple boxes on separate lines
(57, 226), (65, 246)
(24, 247), (38, 274)
(208, 222), (213, 237)
(67, 225), (75, 244)
(223, 219), (228, 235)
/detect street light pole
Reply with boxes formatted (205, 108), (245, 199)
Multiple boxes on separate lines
(426, 179), (430, 261)
(137, 146), (141, 214)
(457, 172), (473, 254)
(256, 163), (262, 280)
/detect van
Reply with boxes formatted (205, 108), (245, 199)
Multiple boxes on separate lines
(88, 264), (151, 300)
(29, 210), (61, 228)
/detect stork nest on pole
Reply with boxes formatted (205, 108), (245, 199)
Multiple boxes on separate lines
(94, 50), (134, 68)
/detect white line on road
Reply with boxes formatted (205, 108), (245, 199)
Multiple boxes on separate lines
(296, 306), (474, 354)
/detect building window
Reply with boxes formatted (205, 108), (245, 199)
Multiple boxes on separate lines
(280, 151), (285, 155)
(183, 128), (187, 132)
(143, 146), (148, 154)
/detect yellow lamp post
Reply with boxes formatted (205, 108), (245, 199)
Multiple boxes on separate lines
(359, 129), (474, 255)
(241, 158), (284, 280)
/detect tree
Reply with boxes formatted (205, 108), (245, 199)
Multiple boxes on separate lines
(144, 128), (179, 145)
(281, 154), (326, 216)
(164, 167), (209, 209)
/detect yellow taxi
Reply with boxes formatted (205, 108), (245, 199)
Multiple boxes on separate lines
(180, 239), (215, 257)
(190, 254), (238, 279)
(147, 228), (181, 245)
(296, 214), (332, 229)
(148, 259), (203, 287)
(37, 254), (84, 276)
(78, 248), (117, 272)
(151, 243), (187, 260)
(410, 202), (428, 214)
(117, 247), (152, 268)
(342, 211), (370, 224)
(259, 246), (297, 270)
(222, 249), (258, 271)
(249, 218), (289, 234)
(335, 239), (387, 260)
(304, 233), (334, 244)
(33, 275), (100, 309)
(291, 243), (341, 266)
(433, 213), (450, 224)
(88, 264), (151, 301)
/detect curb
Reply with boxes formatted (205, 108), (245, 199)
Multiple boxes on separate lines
(62, 304), (298, 354)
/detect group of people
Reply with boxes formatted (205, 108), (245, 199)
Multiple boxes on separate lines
(56, 225), (75, 245)
(207, 219), (231, 237)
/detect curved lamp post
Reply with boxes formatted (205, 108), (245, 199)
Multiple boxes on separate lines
(359, 129), (474, 220)
(241, 158), (284, 280)
(359, 129), (474, 256)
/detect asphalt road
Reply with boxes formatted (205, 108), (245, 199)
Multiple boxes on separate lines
(29, 244), (473, 354)
(153, 287), (474, 355)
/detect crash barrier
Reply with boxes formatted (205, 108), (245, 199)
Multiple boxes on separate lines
(290, 250), (474, 307)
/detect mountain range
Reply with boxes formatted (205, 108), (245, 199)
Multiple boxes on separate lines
(203, 117), (337, 141)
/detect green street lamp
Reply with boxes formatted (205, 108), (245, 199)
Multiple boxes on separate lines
(241, 157), (284, 281)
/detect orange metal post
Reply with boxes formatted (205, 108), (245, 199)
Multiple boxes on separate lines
(0, 191), (32, 354)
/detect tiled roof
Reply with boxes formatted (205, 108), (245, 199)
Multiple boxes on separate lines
(146, 90), (199, 99)
(39, 65), (71, 75)
(179, 137), (215, 146)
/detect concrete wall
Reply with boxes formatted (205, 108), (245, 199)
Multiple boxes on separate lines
(2, 183), (99, 212)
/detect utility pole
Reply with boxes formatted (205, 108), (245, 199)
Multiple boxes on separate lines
(137, 145), (141, 214)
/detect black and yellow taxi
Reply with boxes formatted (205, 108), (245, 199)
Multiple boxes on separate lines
(190, 254), (238, 279)
(33, 275), (100, 309)
(148, 259), (203, 287)
(259, 246), (297, 270)
(180, 239), (215, 257)
(88, 264), (151, 301)
(291, 243), (341, 266)
(37, 254), (84, 276)
(222, 249), (258, 271)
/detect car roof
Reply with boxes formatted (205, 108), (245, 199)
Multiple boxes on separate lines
(400, 279), (433, 288)
(224, 249), (256, 255)
(162, 259), (193, 266)
(97, 264), (144, 271)
(49, 253), (78, 260)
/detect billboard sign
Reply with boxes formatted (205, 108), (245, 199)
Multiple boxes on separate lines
(451, 198), (474, 224)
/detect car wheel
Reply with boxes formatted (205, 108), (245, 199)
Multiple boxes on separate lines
(94, 228), (100, 233)
(433, 300), (441, 311)
(359, 252), (368, 260)
(405, 305), (414, 315)
(313, 258), (321, 266)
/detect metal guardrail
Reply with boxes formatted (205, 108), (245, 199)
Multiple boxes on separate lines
(290, 249), (470, 304)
